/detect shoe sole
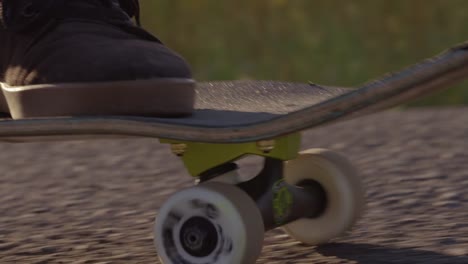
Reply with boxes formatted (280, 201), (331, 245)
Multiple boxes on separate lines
(0, 78), (195, 119)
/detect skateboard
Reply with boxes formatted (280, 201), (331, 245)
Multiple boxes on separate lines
(1, 42), (467, 264)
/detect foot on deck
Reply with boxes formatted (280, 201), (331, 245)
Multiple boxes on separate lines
(0, 0), (194, 119)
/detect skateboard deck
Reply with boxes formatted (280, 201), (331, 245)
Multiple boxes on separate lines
(0, 42), (467, 143)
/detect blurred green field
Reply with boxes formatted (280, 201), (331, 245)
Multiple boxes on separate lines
(140, 0), (468, 106)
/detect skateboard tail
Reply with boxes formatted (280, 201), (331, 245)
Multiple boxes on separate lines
(246, 41), (468, 140)
(343, 42), (468, 119)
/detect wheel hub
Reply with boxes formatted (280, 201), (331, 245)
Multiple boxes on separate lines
(180, 216), (218, 257)
(297, 179), (328, 218)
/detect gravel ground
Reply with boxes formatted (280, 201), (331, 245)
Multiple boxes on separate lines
(1, 107), (468, 264)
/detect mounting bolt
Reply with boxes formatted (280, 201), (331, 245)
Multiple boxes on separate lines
(257, 140), (275, 153)
(171, 143), (188, 156)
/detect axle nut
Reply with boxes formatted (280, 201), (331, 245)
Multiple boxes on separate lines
(171, 143), (188, 156)
(257, 140), (275, 153)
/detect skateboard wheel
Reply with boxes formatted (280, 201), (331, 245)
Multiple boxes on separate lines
(283, 148), (365, 245)
(154, 182), (264, 264)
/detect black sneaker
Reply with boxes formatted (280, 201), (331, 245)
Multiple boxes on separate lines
(0, 0), (195, 118)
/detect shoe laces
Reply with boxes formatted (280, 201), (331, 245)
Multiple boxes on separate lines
(83, 0), (141, 25)
(1, 0), (142, 29)
(118, 0), (140, 26)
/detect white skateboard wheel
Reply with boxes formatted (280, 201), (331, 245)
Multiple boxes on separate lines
(154, 182), (264, 264)
(283, 148), (365, 245)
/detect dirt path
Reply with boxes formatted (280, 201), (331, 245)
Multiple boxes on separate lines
(1, 108), (468, 263)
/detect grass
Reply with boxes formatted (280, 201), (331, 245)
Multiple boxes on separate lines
(139, 0), (468, 106)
